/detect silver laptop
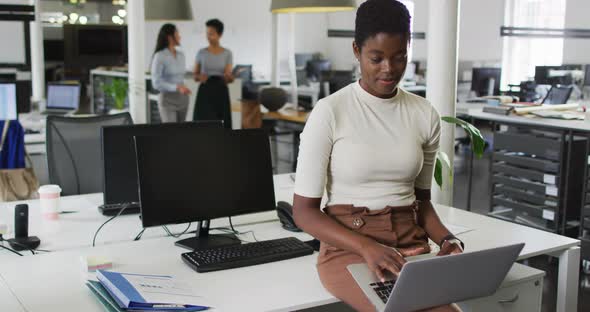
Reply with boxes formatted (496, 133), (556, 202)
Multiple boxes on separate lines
(43, 83), (80, 115)
(347, 243), (524, 312)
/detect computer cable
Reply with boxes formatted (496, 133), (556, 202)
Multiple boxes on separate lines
(228, 216), (258, 241)
(133, 228), (146, 241)
(211, 228), (258, 243)
(0, 243), (23, 256)
(162, 223), (192, 238)
(0, 235), (23, 256)
(209, 217), (259, 243)
(92, 203), (131, 247)
(0, 234), (50, 255)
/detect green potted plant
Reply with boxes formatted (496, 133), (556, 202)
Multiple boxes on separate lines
(102, 78), (129, 113)
(435, 117), (485, 188)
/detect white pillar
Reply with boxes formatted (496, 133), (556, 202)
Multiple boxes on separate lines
(288, 13), (298, 106)
(426, 0), (460, 206)
(30, 0), (45, 102)
(127, 0), (147, 123)
(270, 14), (280, 87)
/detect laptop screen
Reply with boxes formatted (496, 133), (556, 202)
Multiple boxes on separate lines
(0, 83), (17, 120)
(542, 86), (572, 105)
(47, 84), (80, 110)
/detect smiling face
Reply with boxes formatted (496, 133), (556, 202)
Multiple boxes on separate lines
(206, 26), (221, 45)
(353, 33), (409, 99)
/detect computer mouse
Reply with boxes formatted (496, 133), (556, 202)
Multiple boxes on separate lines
(276, 201), (302, 232)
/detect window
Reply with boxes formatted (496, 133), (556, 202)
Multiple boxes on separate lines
(400, 0), (415, 61)
(501, 0), (567, 88)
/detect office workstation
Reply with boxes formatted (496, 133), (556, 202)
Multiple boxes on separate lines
(1, 0), (590, 311)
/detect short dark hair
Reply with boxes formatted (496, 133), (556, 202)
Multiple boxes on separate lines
(355, 0), (411, 49)
(206, 18), (224, 35)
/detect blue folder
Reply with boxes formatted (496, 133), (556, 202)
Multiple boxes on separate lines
(96, 270), (209, 311)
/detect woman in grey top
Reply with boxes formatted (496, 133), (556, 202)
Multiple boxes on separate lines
(151, 24), (191, 123)
(193, 19), (233, 128)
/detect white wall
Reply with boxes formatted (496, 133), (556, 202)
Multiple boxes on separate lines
(411, 0), (428, 61)
(322, 0), (504, 70)
(411, 0), (504, 63)
(144, 0), (329, 80)
(326, 10), (356, 70)
(563, 0), (590, 64)
(457, 0), (504, 62)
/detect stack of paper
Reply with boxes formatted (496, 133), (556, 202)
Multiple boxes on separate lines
(86, 270), (210, 312)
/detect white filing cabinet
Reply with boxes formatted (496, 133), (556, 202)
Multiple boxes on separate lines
(458, 262), (545, 312)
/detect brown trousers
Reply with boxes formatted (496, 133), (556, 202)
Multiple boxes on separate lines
(317, 203), (430, 312)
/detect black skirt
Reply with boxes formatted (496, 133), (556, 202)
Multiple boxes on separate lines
(194, 76), (232, 128)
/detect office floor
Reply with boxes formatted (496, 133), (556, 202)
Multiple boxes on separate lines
(273, 125), (590, 312)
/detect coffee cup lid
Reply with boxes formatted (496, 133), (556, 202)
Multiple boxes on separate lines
(38, 184), (62, 194)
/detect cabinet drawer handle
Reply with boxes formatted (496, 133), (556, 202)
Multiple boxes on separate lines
(498, 294), (519, 304)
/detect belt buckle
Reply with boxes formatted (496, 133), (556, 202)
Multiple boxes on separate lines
(352, 217), (365, 228)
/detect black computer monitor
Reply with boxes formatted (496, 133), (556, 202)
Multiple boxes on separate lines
(0, 83), (18, 120)
(134, 128), (276, 250)
(101, 121), (224, 212)
(327, 70), (354, 93)
(535, 64), (583, 85)
(306, 60), (331, 80)
(471, 68), (501, 96)
(295, 53), (314, 69)
(541, 85), (573, 105)
(584, 65), (590, 87)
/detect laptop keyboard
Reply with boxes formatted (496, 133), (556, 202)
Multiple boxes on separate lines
(370, 280), (396, 303)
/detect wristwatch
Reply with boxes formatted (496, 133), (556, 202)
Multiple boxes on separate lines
(440, 234), (464, 251)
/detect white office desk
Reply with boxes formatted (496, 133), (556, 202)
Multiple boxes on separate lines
(280, 84), (321, 107)
(0, 204), (578, 312)
(0, 173), (581, 311)
(19, 112), (47, 155)
(0, 174), (294, 258)
(456, 102), (486, 117)
(0, 223), (323, 312)
(468, 108), (590, 132)
(0, 275), (24, 312)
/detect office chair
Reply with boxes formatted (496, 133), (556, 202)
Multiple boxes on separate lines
(46, 113), (133, 196)
(258, 88), (293, 171)
(259, 87), (287, 112)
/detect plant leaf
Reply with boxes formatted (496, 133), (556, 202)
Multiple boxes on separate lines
(442, 116), (485, 158)
(434, 158), (443, 189)
(437, 151), (454, 185)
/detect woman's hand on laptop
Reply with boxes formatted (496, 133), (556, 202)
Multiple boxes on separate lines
(360, 242), (406, 282)
(437, 240), (463, 256)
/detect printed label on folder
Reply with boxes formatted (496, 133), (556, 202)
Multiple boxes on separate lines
(543, 209), (555, 221)
(546, 186), (558, 197)
(543, 174), (556, 185)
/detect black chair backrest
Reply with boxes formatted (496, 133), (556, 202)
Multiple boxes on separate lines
(259, 88), (287, 112)
(46, 113), (133, 196)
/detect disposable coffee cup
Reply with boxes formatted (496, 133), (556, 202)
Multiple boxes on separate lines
(38, 185), (62, 220)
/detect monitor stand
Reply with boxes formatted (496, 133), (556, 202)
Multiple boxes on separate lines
(175, 220), (240, 251)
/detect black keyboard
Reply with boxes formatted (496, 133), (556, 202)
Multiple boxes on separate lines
(370, 280), (396, 303)
(181, 237), (314, 273)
